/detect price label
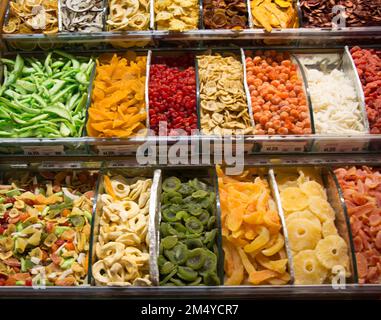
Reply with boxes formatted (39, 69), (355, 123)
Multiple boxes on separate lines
(315, 141), (367, 153)
(261, 141), (306, 153)
(22, 145), (65, 156)
(40, 162), (81, 170)
(96, 145), (138, 156)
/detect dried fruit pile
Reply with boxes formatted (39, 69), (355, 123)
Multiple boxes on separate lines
(350, 47), (381, 134)
(334, 166), (381, 284)
(198, 54), (252, 135)
(217, 167), (290, 285)
(246, 51), (311, 135)
(0, 171), (97, 286)
(107, 0), (150, 31)
(158, 177), (220, 286)
(87, 53), (147, 138)
(155, 0), (199, 31)
(149, 56), (197, 135)
(277, 168), (350, 284)
(3, 0), (59, 34)
(92, 175), (152, 286)
(203, 0), (248, 29)
(251, 0), (298, 32)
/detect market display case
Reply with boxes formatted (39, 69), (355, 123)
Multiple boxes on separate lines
(0, 0), (380, 299)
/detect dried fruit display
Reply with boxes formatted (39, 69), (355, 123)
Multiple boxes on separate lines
(92, 175), (152, 286)
(198, 54), (253, 135)
(203, 0), (248, 29)
(158, 177), (220, 286)
(217, 167), (291, 285)
(149, 56), (197, 135)
(0, 171), (97, 286)
(276, 168), (350, 284)
(3, 0), (58, 34)
(334, 167), (381, 284)
(300, 0), (381, 28)
(107, 0), (150, 31)
(250, 0), (298, 32)
(155, 0), (199, 31)
(246, 51), (311, 135)
(86, 53), (147, 138)
(350, 47), (381, 134)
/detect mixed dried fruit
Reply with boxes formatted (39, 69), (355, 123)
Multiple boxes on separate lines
(0, 52), (94, 138)
(203, 0), (248, 29)
(92, 174), (152, 286)
(107, 0), (150, 31)
(334, 166), (381, 284)
(198, 54), (253, 135)
(350, 47), (381, 134)
(0, 171), (97, 286)
(155, 0), (199, 31)
(149, 56), (197, 135)
(250, 0), (298, 32)
(3, 0), (59, 34)
(276, 168), (350, 284)
(61, 0), (104, 32)
(217, 166), (290, 285)
(158, 177), (220, 286)
(246, 50), (311, 135)
(87, 53), (147, 138)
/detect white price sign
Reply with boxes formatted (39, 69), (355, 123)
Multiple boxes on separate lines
(261, 141), (306, 153)
(22, 145), (65, 156)
(315, 141), (367, 153)
(96, 145), (138, 156)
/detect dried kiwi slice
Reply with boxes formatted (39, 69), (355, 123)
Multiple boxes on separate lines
(162, 208), (179, 222)
(160, 223), (171, 237)
(185, 217), (204, 234)
(207, 216), (216, 230)
(160, 269), (177, 286)
(178, 183), (194, 196)
(203, 229), (217, 245)
(203, 272), (220, 286)
(177, 266), (198, 282)
(162, 236), (178, 250)
(186, 248), (207, 270)
(176, 210), (190, 221)
(167, 223), (186, 238)
(165, 243), (188, 265)
(188, 178), (208, 191)
(163, 177), (181, 192)
(158, 255), (167, 267)
(189, 276), (203, 286)
(170, 278), (186, 286)
(185, 238), (204, 249)
(192, 190), (208, 199)
(198, 210), (210, 225)
(199, 249), (217, 276)
(160, 261), (177, 275)
(186, 203), (203, 216)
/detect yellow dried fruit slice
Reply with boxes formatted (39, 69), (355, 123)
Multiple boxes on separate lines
(315, 235), (349, 269)
(300, 181), (327, 200)
(287, 218), (321, 252)
(322, 219), (338, 238)
(308, 196), (335, 222)
(293, 250), (328, 285)
(286, 210), (321, 231)
(280, 187), (309, 212)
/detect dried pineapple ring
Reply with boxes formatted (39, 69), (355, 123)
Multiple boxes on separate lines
(287, 218), (321, 252)
(308, 196), (335, 222)
(315, 235), (349, 269)
(300, 181), (327, 200)
(293, 250), (328, 285)
(280, 187), (309, 212)
(322, 219), (338, 238)
(286, 210), (321, 231)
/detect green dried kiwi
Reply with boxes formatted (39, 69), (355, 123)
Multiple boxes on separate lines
(178, 183), (194, 196)
(182, 196), (194, 204)
(160, 261), (177, 275)
(176, 210), (189, 221)
(199, 249), (217, 276)
(198, 195), (213, 209)
(166, 223), (185, 238)
(159, 243), (164, 255)
(189, 276), (203, 286)
(185, 203), (203, 216)
(185, 217), (204, 234)
(160, 223), (171, 237)
(192, 190), (208, 199)
(185, 238), (204, 249)
(203, 229), (217, 245)
(158, 255), (167, 267)
(165, 282), (177, 286)
(161, 191), (183, 204)
(177, 266), (198, 282)
(170, 278), (186, 286)
(203, 272), (220, 286)
(186, 248), (207, 270)
(162, 236), (178, 250)
(189, 178), (208, 191)
(160, 269), (177, 286)
(164, 243), (188, 265)
(184, 233), (202, 239)
(198, 210), (210, 225)
(207, 216), (216, 230)
(162, 177), (182, 192)
(162, 208), (179, 222)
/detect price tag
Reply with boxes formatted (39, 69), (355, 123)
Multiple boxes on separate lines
(96, 145), (138, 156)
(315, 141), (367, 153)
(40, 162), (81, 170)
(261, 141), (306, 153)
(22, 145), (65, 156)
